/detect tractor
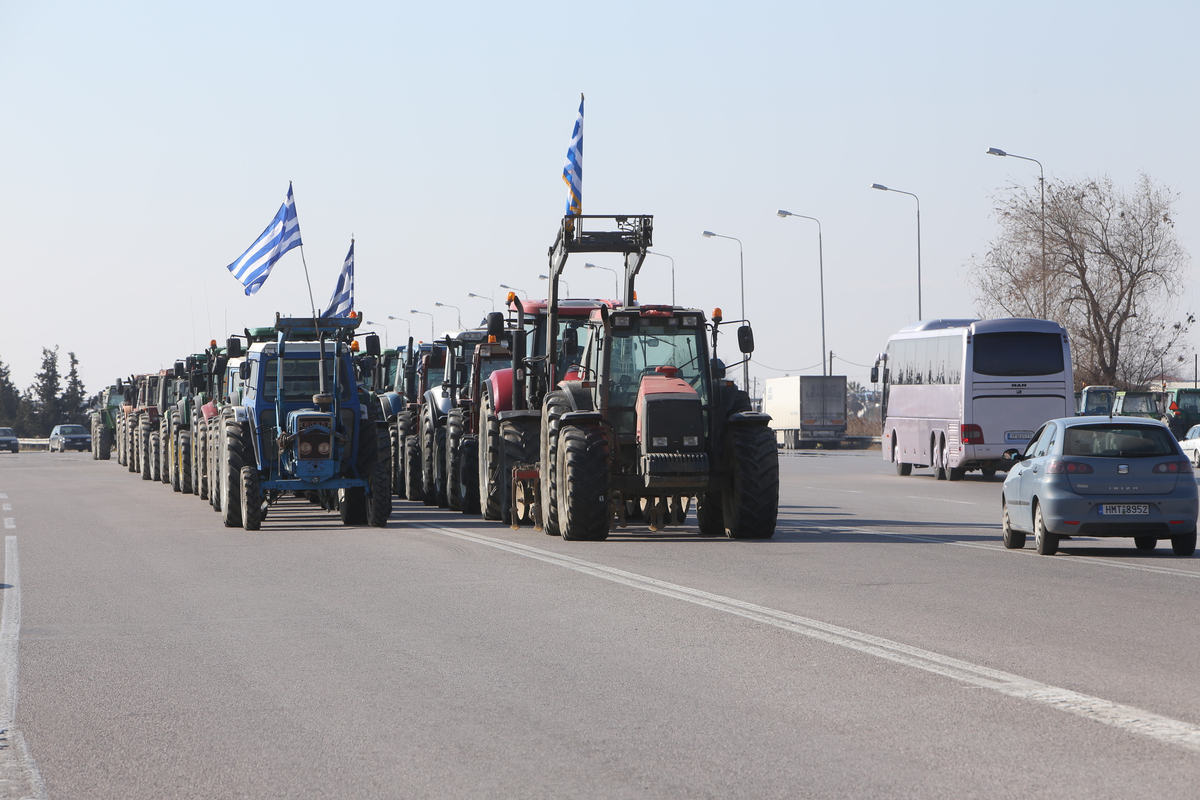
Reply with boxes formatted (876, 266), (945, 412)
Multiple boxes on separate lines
(214, 314), (391, 530)
(511, 214), (778, 541)
(89, 381), (124, 460)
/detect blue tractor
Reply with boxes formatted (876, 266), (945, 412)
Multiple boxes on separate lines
(217, 314), (392, 530)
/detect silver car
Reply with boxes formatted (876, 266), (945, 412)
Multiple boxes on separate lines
(1001, 416), (1198, 556)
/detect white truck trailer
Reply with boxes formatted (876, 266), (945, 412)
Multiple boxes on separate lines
(763, 375), (847, 449)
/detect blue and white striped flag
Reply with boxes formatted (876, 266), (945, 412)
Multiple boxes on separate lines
(322, 240), (354, 318)
(562, 94), (583, 217)
(225, 183), (303, 296)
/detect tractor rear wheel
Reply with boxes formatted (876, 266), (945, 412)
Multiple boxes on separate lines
(556, 424), (610, 541)
(366, 425), (392, 527)
(240, 466), (264, 531)
(478, 391), (502, 520)
(722, 424), (779, 539)
(446, 409), (466, 511)
(210, 420), (224, 512)
(540, 390), (571, 536)
(221, 419), (245, 528)
(178, 430), (192, 494)
(161, 421), (173, 485)
(98, 424), (112, 461)
(403, 433), (423, 502)
(197, 421), (209, 500)
(140, 423), (153, 480)
(91, 418), (101, 460)
(420, 410), (442, 506)
(390, 424), (402, 498)
(459, 436), (480, 514)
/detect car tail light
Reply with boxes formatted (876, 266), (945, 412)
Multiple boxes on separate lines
(1153, 460), (1193, 474)
(960, 424), (984, 445)
(1046, 460), (1093, 474)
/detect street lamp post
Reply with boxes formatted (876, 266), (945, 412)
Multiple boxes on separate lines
(409, 309), (434, 342)
(777, 211), (826, 376)
(539, 273), (570, 294)
(870, 183), (922, 320)
(987, 147), (1047, 319)
(583, 262), (619, 298)
(386, 315), (412, 341)
(498, 283), (527, 300)
(434, 301), (463, 330)
(701, 230), (748, 391)
(365, 320), (388, 349)
(467, 291), (494, 311)
(646, 249), (675, 306)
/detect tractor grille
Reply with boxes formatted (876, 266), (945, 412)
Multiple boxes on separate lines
(296, 415), (333, 461)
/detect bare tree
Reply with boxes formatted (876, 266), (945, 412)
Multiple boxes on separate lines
(974, 174), (1191, 388)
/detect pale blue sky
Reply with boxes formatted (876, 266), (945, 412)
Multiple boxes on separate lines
(3, 0), (1198, 391)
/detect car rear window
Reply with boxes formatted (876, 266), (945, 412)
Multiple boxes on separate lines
(1062, 424), (1177, 458)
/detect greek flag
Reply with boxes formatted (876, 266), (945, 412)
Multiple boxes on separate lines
(322, 240), (354, 318)
(562, 94), (583, 217)
(225, 183), (303, 296)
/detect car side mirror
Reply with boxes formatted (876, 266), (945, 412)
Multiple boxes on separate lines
(737, 324), (754, 355)
(364, 333), (381, 357)
(226, 337), (243, 358)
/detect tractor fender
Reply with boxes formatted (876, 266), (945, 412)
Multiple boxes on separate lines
(560, 410), (603, 426)
(486, 368), (515, 414)
(201, 400), (219, 421)
(423, 387), (452, 422)
(379, 390), (405, 422)
(226, 405), (251, 425)
(726, 410), (772, 427)
(558, 380), (594, 413)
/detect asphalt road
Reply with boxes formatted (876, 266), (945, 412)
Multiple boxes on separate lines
(1, 449), (1198, 798)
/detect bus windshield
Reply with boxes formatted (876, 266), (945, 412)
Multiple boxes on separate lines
(972, 332), (1064, 376)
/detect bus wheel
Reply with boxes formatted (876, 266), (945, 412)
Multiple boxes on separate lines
(934, 438), (947, 481)
(893, 436), (911, 476)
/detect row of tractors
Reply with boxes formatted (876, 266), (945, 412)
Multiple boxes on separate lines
(89, 214), (780, 540)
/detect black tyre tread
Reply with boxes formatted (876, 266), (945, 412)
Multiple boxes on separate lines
(540, 391), (571, 536)
(723, 425), (779, 540)
(140, 423), (152, 480)
(1171, 533), (1196, 557)
(478, 390), (502, 521)
(390, 425), (402, 498)
(160, 420), (172, 485)
(197, 421), (210, 500)
(499, 418), (539, 523)
(240, 465), (263, 531)
(178, 430), (193, 494)
(445, 409), (465, 511)
(696, 492), (724, 535)
(557, 425), (610, 541)
(420, 411), (437, 506)
(459, 437), (480, 514)
(221, 419), (245, 528)
(366, 424), (392, 527)
(403, 434), (423, 502)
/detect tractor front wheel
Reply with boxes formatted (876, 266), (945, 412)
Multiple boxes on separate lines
(220, 420), (246, 528)
(556, 424), (610, 541)
(722, 424), (779, 539)
(240, 466), (264, 531)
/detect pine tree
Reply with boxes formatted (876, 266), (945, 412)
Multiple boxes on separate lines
(60, 351), (87, 425)
(30, 347), (62, 433)
(0, 359), (19, 429)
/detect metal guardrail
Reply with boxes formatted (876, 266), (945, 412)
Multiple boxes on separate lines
(15, 439), (49, 452)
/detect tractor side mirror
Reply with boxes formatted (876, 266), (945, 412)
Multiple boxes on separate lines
(238, 361), (250, 381)
(364, 333), (381, 357)
(486, 311), (505, 338)
(870, 366), (879, 383)
(736, 324), (755, 354)
(710, 357), (727, 380)
(185, 356), (196, 371)
(174, 361), (185, 377)
(226, 337), (243, 358)
(116, 378), (124, 390)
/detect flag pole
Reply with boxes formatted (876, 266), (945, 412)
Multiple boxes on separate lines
(290, 182), (320, 332)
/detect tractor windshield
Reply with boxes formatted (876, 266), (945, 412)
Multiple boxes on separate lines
(260, 356), (354, 403)
(607, 323), (709, 434)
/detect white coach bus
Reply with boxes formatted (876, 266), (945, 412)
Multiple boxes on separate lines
(871, 318), (1073, 480)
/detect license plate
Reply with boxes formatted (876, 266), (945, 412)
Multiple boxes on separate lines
(1005, 430), (1034, 442)
(1099, 504), (1150, 516)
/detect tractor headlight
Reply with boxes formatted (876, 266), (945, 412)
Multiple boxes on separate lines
(299, 441), (312, 456)
(652, 436), (668, 448)
(683, 435), (699, 447)
(318, 441), (331, 455)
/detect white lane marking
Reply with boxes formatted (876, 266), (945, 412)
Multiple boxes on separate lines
(904, 495), (977, 506)
(833, 525), (1200, 580)
(803, 486), (863, 494)
(1, 521), (11, 531)
(0, 505), (10, 512)
(0, 495), (6, 500)
(424, 523), (1200, 754)
(0, 536), (47, 799)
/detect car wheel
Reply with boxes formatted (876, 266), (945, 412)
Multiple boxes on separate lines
(1002, 501), (1026, 549)
(1034, 503), (1058, 555)
(1134, 535), (1157, 552)
(1192, 449), (1200, 468)
(1171, 532), (1197, 557)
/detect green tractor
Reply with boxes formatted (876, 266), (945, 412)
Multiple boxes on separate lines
(89, 381), (124, 460)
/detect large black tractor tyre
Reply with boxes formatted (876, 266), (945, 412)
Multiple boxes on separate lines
(722, 424), (779, 540)
(98, 424), (112, 461)
(210, 421), (223, 512)
(419, 411), (440, 506)
(500, 418), (539, 523)
(140, 423), (153, 481)
(159, 420), (172, 485)
(696, 492), (725, 536)
(389, 424), (402, 498)
(196, 421), (208, 500)
(90, 417), (101, 460)
(459, 436), (480, 515)
(478, 391), (503, 521)
(220, 419), (246, 528)
(115, 417), (124, 464)
(127, 419), (139, 473)
(556, 424), (610, 541)
(365, 424), (392, 527)
(403, 432), (423, 503)
(445, 409), (466, 511)
(178, 429), (193, 495)
(539, 390), (571, 536)
(240, 466), (264, 531)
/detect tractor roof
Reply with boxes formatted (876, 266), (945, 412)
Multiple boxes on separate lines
(509, 297), (617, 317)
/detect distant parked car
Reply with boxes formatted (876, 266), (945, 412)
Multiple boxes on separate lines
(1178, 424), (1200, 467)
(48, 424), (91, 453)
(0, 427), (17, 453)
(1001, 416), (1198, 556)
